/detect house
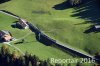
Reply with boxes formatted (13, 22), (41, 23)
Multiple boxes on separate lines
(95, 25), (100, 29)
(16, 18), (29, 29)
(0, 30), (12, 42)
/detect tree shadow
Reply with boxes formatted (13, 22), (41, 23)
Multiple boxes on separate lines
(0, 0), (10, 4)
(71, 0), (100, 33)
(84, 25), (100, 33)
(53, 1), (72, 10)
(96, 0), (100, 6)
(14, 39), (35, 45)
(53, 0), (89, 10)
(14, 41), (23, 44)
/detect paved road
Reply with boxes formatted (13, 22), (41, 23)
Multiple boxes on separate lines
(0, 10), (19, 19)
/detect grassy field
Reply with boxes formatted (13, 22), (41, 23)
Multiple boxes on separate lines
(0, 12), (74, 62)
(0, 0), (100, 65)
(0, 0), (99, 55)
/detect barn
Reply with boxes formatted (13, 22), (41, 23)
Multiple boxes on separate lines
(0, 30), (12, 42)
(16, 18), (29, 29)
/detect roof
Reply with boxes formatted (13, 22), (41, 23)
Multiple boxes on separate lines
(17, 21), (27, 28)
(0, 30), (10, 38)
(3, 34), (12, 42)
(95, 25), (100, 29)
(20, 19), (27, 23)
(17, 19), (28, 28)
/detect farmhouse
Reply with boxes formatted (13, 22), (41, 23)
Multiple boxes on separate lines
(16, 18), (29, 29)
(0, 30), (12, 42)
(95, 25), (100, 29)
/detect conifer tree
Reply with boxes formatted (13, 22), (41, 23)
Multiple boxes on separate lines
(12, 51), (19, 66)
(0, 44), (10, 66)
(68, 0), (82, 6)
(68, 63), (71, 66)
(0, 45), (63, 66)
(55, 63), (62, 66)
(24, 51), (30, 66)
(76, 62), (82, 66)
(39, 60), (44, 66)
(30, 55), (39, 66)
(18, 56), (25, 66)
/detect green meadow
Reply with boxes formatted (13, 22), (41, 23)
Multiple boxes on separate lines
(0, 0), (99, 55)
(0, 12), (73, 61)
(0, 0), (100, 65)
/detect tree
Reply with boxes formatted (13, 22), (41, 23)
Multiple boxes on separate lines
(0, 45), (63, 66)
(76, 62), (82, 66)
(0, 44), (10, 66)
(12, 51), (19, 66)
(18, 56), (25, 66)
(30, 55), (39, 66)
(55, 63), (62, 66)
(42, 60), (51, 66)
(68, 0), (82, 6)
(68, 63), (71, 66)
(24, 52), (30, 66)
(1, 44), (9, 55)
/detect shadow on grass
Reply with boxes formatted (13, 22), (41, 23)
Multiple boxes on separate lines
(53, 1), (72, 10)
(84, 25), (100, 33)
(53, 0), (89, 10)
(32, 10), (52, 15)
(0, 0), (10, 4)
(11, 24), (23, 29)
(11, 21), (24, 30)
(0, 39), (5, 43)
(71, 0), (100, 33)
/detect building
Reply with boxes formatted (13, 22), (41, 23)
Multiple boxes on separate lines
(16, 18), (29, 29)
(95, 25), (100, 29)
(0, 30), (12, 42)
